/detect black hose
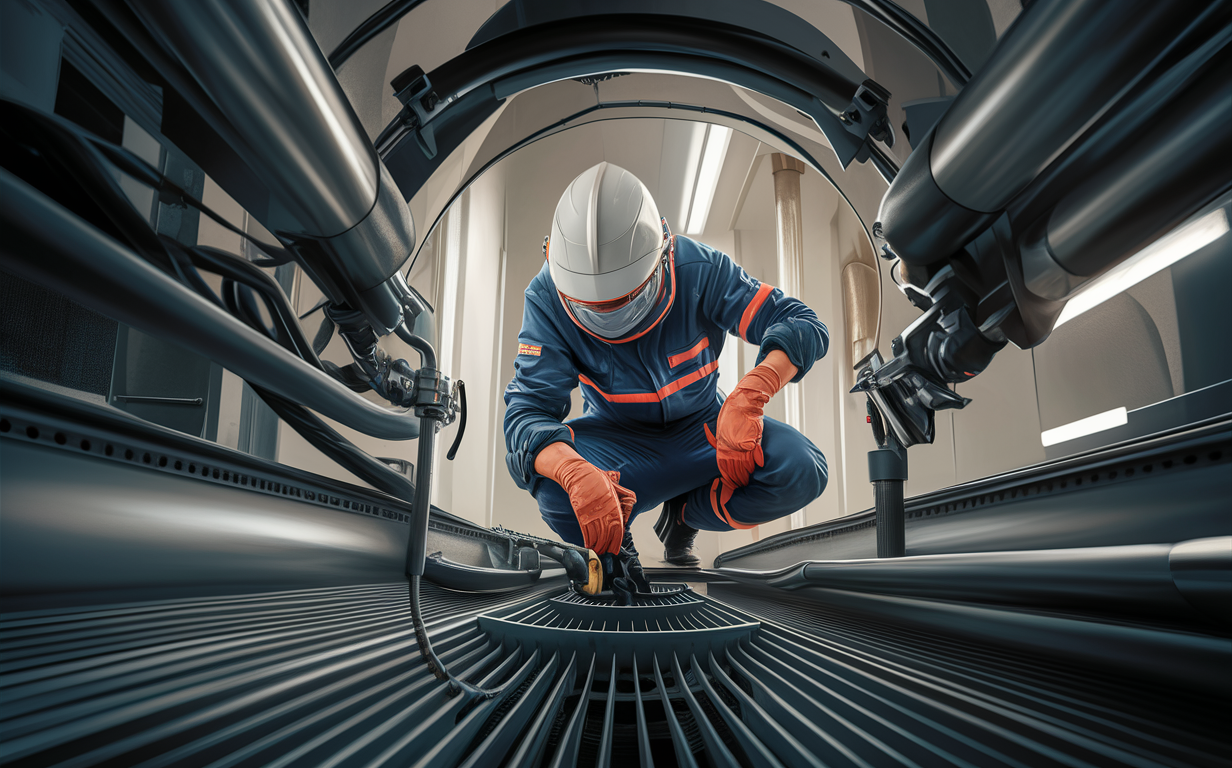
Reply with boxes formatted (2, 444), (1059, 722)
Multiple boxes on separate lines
(328, 0), (430, 71)
(252, 385), (414, 500)
(446, 380), (466, 461)
(186, 244), (323, 368)
(395, 321), (438, 370)
(407, 411), (436, 578)
(253, 384), (472, 692)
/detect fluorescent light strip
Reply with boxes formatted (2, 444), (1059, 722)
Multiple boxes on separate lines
(676, 122), (707, 233)
(1040, 407), (1128, 447)
(1055, 207), (1229, 327)
(686, 125), (732, 235)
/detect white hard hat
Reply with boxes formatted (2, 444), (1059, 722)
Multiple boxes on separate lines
(549, 162), (666, 302)
(549, 163), (669, 339)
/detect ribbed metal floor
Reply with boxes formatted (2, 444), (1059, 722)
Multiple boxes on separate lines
(2, 581), (1228, 767)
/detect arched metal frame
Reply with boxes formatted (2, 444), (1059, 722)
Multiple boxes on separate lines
(363, 5), (909, 277)
(329, 0), (972, 89)
(393, 102), (887, 279)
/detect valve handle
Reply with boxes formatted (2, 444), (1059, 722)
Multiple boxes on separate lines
(445, 380), (467, 460)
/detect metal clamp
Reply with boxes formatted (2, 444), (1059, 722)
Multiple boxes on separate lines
(839, 79), (894, 148)
(391, 65), (442, 158)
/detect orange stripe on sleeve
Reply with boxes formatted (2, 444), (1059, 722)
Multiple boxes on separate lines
(738, 283), (774, 341)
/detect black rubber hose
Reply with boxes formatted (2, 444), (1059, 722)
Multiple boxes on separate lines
(446, 380), (466, 461)
(186, 245), (323, 368)
(395, 321), (438, 371)
(252, 385), (414, 500)
(407, 411), (436, 578)
(875, 479), (906, 558)
(252, 385), (466, 691)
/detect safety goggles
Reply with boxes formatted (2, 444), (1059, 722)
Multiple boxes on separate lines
(564, 256), (667, 339)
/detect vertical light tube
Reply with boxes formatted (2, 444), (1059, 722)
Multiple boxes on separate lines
(686, 125), (732, 234)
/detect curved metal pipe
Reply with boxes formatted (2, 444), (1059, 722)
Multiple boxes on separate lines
(0, 167), (420, 441)
(1023, 53), (1232, 296)
(392, 102), (876, 279)
(718, 537), (1232, 625)
(329, 0), (429, 71)
(879, 0), (1212, 265)
(836, 0), (971, 88)
(122, 0), (416, 326)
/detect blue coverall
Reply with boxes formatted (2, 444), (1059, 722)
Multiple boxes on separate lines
(503, 235), (829, 546)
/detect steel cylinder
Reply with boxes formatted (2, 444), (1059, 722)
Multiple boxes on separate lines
(1044, 53), (1232, 280)
(879, 0), (1205, 265)
(124, 0), (416, 316)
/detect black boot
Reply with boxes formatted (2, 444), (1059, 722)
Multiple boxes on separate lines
(654, 495), (700, 566)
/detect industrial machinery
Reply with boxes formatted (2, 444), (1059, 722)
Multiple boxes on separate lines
(1, 0), (1228, 765)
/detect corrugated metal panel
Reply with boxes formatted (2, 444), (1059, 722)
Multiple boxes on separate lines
(3, 581), (1226, 767)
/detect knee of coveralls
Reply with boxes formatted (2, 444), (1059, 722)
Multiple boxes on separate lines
(683, 417), (828, 530)
(747, 417), (827, 523)
(532, 478), (587, 548)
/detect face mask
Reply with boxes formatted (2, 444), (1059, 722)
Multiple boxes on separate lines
(565, 258), (666, 339)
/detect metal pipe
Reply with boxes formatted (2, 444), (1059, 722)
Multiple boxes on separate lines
(123, 0), (415, 326)
(0, 166), (419, 441)
(878, 0), (1209, 265)
(124, 0), (372, 237)
(718, 537), (1232, 625)
(1023, 52), (1232, 296)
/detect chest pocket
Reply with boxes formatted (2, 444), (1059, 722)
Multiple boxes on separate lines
(667, 333), (712, 372)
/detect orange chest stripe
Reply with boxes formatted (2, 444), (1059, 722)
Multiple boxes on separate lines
(667, 336), (710, 368)
(579, 360), (719, 403)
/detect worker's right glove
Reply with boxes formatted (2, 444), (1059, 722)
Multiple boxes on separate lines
(551, 457), (636, 555)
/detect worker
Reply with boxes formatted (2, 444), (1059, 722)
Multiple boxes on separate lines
(503, 162), (829, 566)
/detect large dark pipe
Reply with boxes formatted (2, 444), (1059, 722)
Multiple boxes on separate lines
(1023, 51), (1232, 298)
(878, 0), (1210, 266)
(718, 537), (1232, 625)
(122, 0), (415, 331)
(0, 166), (419, 440)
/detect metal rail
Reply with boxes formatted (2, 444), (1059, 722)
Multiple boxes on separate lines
(0, 168), (421, 441)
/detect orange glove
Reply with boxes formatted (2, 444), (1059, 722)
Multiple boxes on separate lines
(551, 457), (636, 555)
(714, 363), (783, 488)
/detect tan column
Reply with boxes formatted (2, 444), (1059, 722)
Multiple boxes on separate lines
(770, 153), (808, 529)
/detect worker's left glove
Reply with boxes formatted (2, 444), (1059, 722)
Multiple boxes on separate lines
(712, 363), (782, 488)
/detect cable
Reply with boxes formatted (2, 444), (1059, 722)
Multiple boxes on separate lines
(327, 0), (431, 71)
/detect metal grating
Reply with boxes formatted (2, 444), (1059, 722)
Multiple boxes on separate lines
(2, 581), (1228, 766)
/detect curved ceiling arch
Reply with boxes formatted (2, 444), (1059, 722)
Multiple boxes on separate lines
(396, 74), (887, 277)
(375, 12), (903, 271)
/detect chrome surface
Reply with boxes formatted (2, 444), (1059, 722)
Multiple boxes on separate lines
(930, 0), (1203, 212)
(124, 0), (378, 239)
(2, 579), (1226, 766)
(1043, 56), (1232, 278)
(718, 538), (1232, 626)
(0, 168), (420, 440)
